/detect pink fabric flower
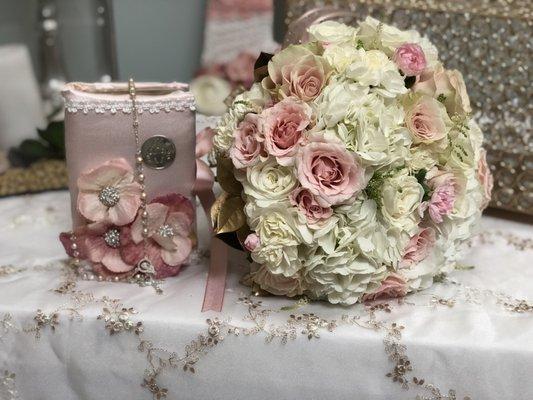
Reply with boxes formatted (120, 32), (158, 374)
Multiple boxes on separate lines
(80, 222), (134, 273)
(405, 97), (448, 143)
(296, 136), (365, 206)
(229, 113), (265, 168)
(423, 169), (458, 224)
(225, 52), (256, 89)
(393, 43), (427, 76)
(261, 97), (312, 165)
(77, 158), (142, 226)
(289, 187), (333, 225)
(401, 227), (436, 268)
(477, 149), (493, 210)
(127, 193), (195, 268)
(244, 233), (260, 251)
(363, 273), (408, 302)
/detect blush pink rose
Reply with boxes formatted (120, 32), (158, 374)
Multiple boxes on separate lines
(122, 193), (194, 271)
(264, 46), (331, 102)
(289, 187), (333, 225)
(406, 96), (449, 143)
(229, 113), (265, 169)
(393, 43), (427, 76)
(401, 227), (436, 268)
(362, 273), (408, 302)
(81, 222), (134, 273)
(477, 149), (493, 210)
(261, 97), (312, 165)
(77, 158), (142, 226)
(413, 64), (472, 116)
(421, 169), (459, 224)
(244, 233), (260, 251)
(296, 136), (365, 206)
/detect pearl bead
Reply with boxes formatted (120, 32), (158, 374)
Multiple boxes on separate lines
(136, 156), (143, 163)
(142, 210), (148, 218)
(70, 243), (77, 250)
(141, 192), (147, 199)
(138, 174), (145, 182)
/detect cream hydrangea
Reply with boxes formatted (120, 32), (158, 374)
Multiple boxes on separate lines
(345, 48), (408, 98)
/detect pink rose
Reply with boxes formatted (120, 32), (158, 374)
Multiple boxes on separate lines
(244, 233), (260, 251)
(422, 168), (458, 224)
(261, 97), (312, 165)
(406, 96), (449, 143)
(393, 43), (427, 76)
(401, 227), (436, 268)
(363, 273), (407, 302)
(229, 113), (265, 169)
(290, 187), (333, 225)
(296, 136), (365, 206)
(413, 64), (472, 116)
(77, 158), (142, 226)
(263, 46), (331, 102)
(225, 52), (256, 89)
(477, 149), (493, 210)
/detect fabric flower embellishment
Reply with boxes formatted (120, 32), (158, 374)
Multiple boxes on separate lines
(126, 193), (195, 268)
(77, 158), (142, 226)
(61, 222), (134, 273)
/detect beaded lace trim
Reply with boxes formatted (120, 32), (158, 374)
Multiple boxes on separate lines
(64, 98), (196, 114)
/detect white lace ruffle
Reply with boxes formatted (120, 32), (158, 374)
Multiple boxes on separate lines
(64, 98), (196, 115)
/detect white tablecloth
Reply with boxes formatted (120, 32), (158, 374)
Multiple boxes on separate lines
(0, 189), (532, 400)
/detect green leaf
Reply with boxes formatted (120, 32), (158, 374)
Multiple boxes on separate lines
(37, 121), (65, 155)
(18, 139), (53, 161)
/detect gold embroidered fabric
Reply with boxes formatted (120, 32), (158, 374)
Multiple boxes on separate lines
(0, 190), (532, 399)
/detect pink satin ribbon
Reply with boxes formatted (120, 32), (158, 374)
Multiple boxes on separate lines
(193, 128), (228, 312)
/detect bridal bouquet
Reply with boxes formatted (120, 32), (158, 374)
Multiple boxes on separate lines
(211, 17), (493, 304)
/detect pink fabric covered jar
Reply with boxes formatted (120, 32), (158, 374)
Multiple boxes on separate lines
(60, 82), (198, 280)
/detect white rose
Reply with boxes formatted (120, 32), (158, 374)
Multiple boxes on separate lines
(247, 204), (313, 246)
(239, 158), (297, 207)
(190, 75), (231, 116)
(380, 170), (424, 234)
(308, 20), (357, 45)
(249, 263), (304, 296)
(251, 245), (301, 276)
(345, 49), (408, 98)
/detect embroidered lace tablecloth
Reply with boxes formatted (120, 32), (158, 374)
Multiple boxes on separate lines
(0, 193), (532, 399)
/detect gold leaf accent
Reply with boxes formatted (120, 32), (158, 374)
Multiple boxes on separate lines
(216, 156), (242, 195)
(212, 192), (246, 234)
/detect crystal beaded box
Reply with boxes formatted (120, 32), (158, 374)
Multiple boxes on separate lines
(280, 0), (532, 215)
